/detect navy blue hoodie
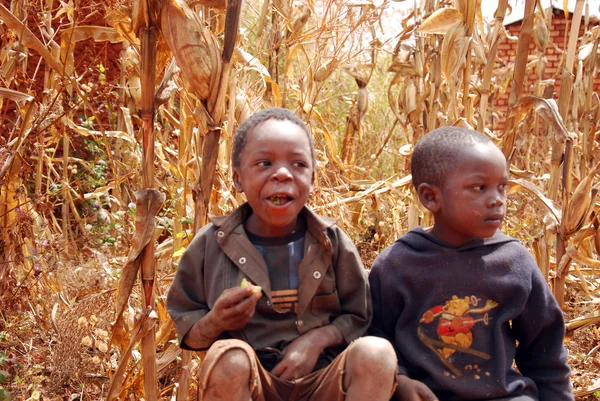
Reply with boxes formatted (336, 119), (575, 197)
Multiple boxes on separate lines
(369, 227), (573, 401)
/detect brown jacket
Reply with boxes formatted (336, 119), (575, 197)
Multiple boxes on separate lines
(167, 203), (371, 355)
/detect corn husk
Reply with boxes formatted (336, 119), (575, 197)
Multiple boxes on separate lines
(417, 7), (464, 35)
(560, 162), (600, 237)
(357, 87), (369, 118)
(532, 12), (549, 51)
(160, 0), (222, 101)
(595, 222), (600, 256)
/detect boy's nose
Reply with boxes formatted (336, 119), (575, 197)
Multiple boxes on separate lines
(272, 166), (292, 181)
(488, 193), (505, 207)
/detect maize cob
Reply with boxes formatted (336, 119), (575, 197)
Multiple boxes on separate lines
(560, 162), (600, 237)
(160, 0), (222, 102)
(240, 278), (262, 294)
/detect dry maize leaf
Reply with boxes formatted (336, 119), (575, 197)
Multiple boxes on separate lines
(532, 13), (548, 51)
(507, 178), (562, 225)
(194, 0), (228, 10)
(531, 234), (550, 279)
(565, 311), (600, 334)
(388, 58), (419, 76)
(0, 4), (63, 74)
(572, 61), (586, 120)
(417, 7), (464, 35)
(565, 245), (600, 268)
(407, 202), (419, 231)
(388, 73), (404, 122)
(71, 26), (124, 43)
(156, 343), (181, 374)
(160, 0), (221, 101)
(578, 42), (595, 61)
(440, 22), (469, 85)
(560, 162), (600, 237)
(111, 190), (165, 349)
(0, 87), (34, 103)
(460, 0), (476, 32)
(508, 95), (575, 143)
(344, 63), (372, 88)
(452, 117), (474, 129)
(107, 311), (158, 401)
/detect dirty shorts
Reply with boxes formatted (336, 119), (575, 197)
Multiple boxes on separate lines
(197, 338), (393, 401)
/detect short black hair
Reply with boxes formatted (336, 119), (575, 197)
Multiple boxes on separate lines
(411, 126), (494, 188)
(232, 107), (316, 169)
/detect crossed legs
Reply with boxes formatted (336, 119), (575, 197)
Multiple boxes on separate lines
(198, 337), (397, 401)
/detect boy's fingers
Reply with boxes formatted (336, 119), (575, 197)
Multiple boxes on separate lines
(219, 286), (254, 308)
(223, 291), (261, 318)
(270, 360), (287, 378)
(414, 381), (438, 401)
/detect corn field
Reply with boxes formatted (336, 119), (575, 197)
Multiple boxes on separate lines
(0, 0), (599, 399)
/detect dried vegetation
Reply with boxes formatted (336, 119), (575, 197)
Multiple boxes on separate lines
(0, 0), (599, 399)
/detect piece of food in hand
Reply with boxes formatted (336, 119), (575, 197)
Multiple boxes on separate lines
(240, 278), (262, 294)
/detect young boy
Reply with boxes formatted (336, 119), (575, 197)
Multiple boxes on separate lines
(369, 127), (574, 401)
(167, 107), (398, 401)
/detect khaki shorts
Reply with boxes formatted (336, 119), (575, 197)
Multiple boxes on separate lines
(197, 339), (395, 401)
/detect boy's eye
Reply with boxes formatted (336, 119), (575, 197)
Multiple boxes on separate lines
(256, 161), (271, 167)
(293, 161), (309, 168)
(472, 184), (484, 191)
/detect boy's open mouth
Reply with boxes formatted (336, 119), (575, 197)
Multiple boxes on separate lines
(268, 195), (293, 206)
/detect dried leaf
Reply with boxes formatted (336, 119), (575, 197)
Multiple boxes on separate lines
(507, 178), (562, 225)
(0, 4), (64, 74)
(566, 310), (600, 333)
(70, 26), (124, 43)
(532, 13), (548, 51)
(107, 311), (158, 401)
(417, 7), (464, 35)
(0, 87), (34, 103)
(508, 96), (576, 143)
(111, 190), (165, 349)
(560, 163), (600, 237)
(440, 22), (469, 84)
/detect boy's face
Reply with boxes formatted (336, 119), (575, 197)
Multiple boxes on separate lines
(233, 118), (314, 237)
(426, 142), (508, 247)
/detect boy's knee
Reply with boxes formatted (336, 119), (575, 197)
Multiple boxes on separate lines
(202, 340), (255, 386)
(346, 336), (397, 374)
(212, 349), (252, 378)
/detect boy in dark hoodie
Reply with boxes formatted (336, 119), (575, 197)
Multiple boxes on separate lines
(369, 127), (573, 401)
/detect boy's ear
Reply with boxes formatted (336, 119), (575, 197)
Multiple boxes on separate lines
(232, 169), (244, 193)
(417, 183), (441, 213)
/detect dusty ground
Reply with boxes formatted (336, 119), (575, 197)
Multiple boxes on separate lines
(0, 242), (598, 400)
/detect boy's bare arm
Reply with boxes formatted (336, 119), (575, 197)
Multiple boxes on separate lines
(182, 286), (262, 349)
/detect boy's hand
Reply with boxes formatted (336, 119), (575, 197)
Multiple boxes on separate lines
(395, 374), (438, 401)
(270, 334), (321, 380)
(209, 286), (262, 332)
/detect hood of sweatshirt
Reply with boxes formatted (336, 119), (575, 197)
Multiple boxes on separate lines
(398, 226), (517, 253)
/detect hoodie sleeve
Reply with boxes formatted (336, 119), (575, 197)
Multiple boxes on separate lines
(369, 246), (409, 376)
(512, 248), (574, 401)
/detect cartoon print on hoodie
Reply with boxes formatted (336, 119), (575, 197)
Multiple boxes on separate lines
(418, 295), (499, 377)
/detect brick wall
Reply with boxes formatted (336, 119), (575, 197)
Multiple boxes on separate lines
(491, 8), (600, 131)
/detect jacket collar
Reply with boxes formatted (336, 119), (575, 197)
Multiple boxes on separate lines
(210, 203), (337, 250)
